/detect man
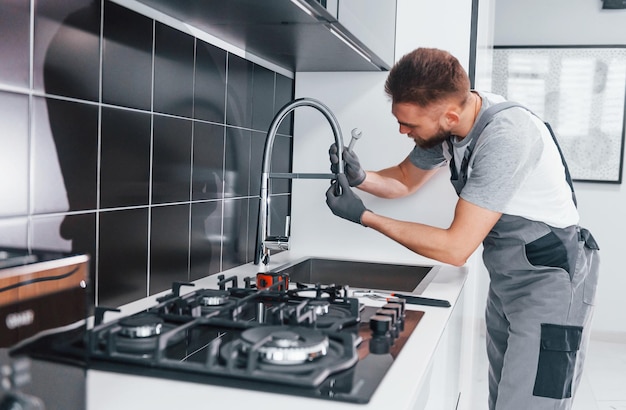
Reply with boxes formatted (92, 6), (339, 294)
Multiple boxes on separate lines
(326, 47), (599, 410)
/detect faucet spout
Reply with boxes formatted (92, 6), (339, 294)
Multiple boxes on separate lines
(254, 98), (345, 267)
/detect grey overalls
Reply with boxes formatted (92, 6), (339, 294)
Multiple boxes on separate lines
(448, 102), (600, 410)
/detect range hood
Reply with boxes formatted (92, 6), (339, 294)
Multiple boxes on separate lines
(132, 0), (394, 72)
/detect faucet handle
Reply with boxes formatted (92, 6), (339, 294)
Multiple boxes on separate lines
(264, 235), (290, 251)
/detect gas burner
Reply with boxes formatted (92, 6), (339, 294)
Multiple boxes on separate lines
(284, 296), (360, 331)
(307, 300), (330, 316)
(198, 289), (231, 307)
(290, 283), (347, 301)
(219, 325), (358, 379)
(194, 289), (238, 316)
(313, 304), (355, 329)
(101, 313), (186, 355)
(119, 314), (164, 338)
(240, 326), (329, 365)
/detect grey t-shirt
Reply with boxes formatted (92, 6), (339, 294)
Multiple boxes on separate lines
(408, 92), (578, 227)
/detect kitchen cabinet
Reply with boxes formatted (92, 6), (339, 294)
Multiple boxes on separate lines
(335, 0), (396, 69)
(419, 287), (464, 409)
(128, 0), (397, 71)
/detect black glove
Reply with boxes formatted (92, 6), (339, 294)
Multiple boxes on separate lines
(325, 174), (368, 225)
(329, 143), (366, 187)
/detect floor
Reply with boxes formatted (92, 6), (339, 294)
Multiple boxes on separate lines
(467, 336), (626, 409)
(572, 338), (626, 410)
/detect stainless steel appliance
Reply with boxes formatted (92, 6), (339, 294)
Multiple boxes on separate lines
(16, 274), (423, 404)
(0, 248), (89, 409)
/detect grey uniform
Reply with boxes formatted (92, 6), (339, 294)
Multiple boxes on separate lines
(409, 93), (600, 410)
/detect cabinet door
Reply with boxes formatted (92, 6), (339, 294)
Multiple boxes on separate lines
(337, 0), (397, 67)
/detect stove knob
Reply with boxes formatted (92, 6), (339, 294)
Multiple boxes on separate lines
(390, 298), (406, 315)
(369, 314), (392, 354)
(375, 308), (398, 339)
(369, 314), (391, 334)
(383, 302), (405, 332)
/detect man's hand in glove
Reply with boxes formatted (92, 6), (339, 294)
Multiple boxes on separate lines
(329, 143), (366, 187)
(325, 174), (369, 225)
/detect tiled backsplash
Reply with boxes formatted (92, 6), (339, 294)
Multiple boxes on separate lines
(0, 0), (294, 308)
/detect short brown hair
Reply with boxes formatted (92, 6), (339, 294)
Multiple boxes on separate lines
(384, 48), (470, 107)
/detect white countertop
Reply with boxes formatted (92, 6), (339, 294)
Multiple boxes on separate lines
(86, 252), (468, 410)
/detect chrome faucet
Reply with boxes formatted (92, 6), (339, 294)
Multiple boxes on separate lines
(254, 98), (345, 267)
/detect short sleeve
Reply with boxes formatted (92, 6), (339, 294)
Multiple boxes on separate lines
(408, 144), (447, 170)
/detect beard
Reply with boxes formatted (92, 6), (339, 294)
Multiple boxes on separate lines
(413, 125), (452, 149)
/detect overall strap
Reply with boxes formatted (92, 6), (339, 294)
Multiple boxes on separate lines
(543, 122), (577, 207)
(448, 101), (526, 192)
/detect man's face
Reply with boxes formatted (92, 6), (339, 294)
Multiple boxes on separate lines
(391, 102), (451, 149)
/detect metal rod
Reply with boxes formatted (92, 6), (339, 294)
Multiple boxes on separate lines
(269, 172), (337, 180)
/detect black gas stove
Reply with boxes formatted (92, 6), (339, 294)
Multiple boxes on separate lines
(14, 273), (423, 404)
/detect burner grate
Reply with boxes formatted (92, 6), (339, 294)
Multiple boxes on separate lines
(17, 279), (424, 404)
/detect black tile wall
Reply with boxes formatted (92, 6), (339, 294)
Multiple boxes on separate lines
(221, 197), (250, 272)
(195, 41), (227, 124)
(276, 73), (295, 135)
(100, 107), (152, 209)
(268, 195), (290, 240)
(226, 54), (254, 129)
(224, 127), (252, 197)
(190, 200), (222, 281)
(99, 208), (149, 307)
(33, 96), (99, 213)
(149, 204), (191, 295)
(270, 134), (293, 195)
(246, 198), (260, 262)
(152, 115), (192, 204)
(252, 64), (277, 132)
(57, 212), (97, 277)
(0, 0), (294, 308)
(154, 23), (195, 118)
(102, 1), (153, 111)
(192, 122), (225, 200)
(250, 130), (266, 197)
(34, 0), (101, 102)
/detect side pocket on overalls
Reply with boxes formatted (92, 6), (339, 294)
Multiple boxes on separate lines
(533, 323), (583, 399)
(579, 227), (600, 305)
(524, 230), (570, 273)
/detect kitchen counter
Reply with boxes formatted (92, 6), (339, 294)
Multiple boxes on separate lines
(86, 252), (468, 409)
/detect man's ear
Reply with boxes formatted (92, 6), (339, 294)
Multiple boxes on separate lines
(442, 109), (460, 128)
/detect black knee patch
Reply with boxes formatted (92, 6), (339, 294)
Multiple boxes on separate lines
(533, 323), (583, 399)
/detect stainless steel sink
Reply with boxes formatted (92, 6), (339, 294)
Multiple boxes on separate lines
(270, 257), (438, 293)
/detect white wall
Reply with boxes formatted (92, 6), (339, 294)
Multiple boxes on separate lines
(494, 0), (626, 340)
